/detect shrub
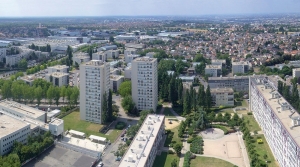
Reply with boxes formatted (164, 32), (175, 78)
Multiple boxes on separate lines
(183, 151), (192, 167)
(257, 139), (263, 144)
(187, 137), (194, 143)
(247, 112), (253, 115)
(190, 137), (204, 154)
(115, 121), (127, 130)
(168, 150), (175, 154)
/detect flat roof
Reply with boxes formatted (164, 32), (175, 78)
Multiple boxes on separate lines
(232, 61), (249, 65)
(252, 77), (300, 146)
(119, 115), (165, 167)
(205, 65), (222, 69)
(0, 100), (45, 119)
(133, 57), (156, 62)
(211, 87), (234, 93)
(89, 135), (106, 142)
(0, 115), (29, 138)
(47, 72), (69, 77)
(82, 60), (106, 67)
(49, 119), (63, 126)
(49, 65), (69, 70)
(69, 130), (85, 137)
(208, 76), (249, 80)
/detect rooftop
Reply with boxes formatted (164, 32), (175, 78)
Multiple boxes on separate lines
(211, 87), (234, 93)
(208, 76), (249, 80)
(47, 72), (69, 77)
(83, 60), (106, 67)
(49, 65), (69, 70)
(205, 65), (222, 69)
(119, 115), (165, 167)
(0, 115), (29, 138)
(252, 77), (300, 146)
(110, 75), (124, 81)
(133, 57), (156, 62)
(232, 61), (249, 65)
(0, 100), (45, 119)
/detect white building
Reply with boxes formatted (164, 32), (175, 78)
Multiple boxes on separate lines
(146, 52), (156, 58)
(0, 100), (46, 122)
(292, 68), (300, 78)
(124, 48), (137, 56)
(211, 88), (234, 106)
(0, 115), (31, 155)
(125, 54), (139, 64)
(5, 55), (22, 67)
(250, 76), (300, 167)
(0, 48), (6, 62)
(110, 75), (124, 92)
(92, 51), (107, 61)
(47, 65), (69, 74)
(232, 61), (250, 74)
(119, 115), (165, 167)
(131, 57), (158, 112)
(45, 72), (69, 87)
(205, 65), (222, 77)
(73, 52), (90, 65)
(79, 60), (110, 124)
(105, 50), (119, 59)
(211, 59), (226, 66)
(124, 65), (132, 80)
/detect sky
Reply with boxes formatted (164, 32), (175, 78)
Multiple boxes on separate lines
(0, 0), (300, 17)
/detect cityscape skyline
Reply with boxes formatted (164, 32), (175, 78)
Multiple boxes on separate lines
(1, 0), (300, 17)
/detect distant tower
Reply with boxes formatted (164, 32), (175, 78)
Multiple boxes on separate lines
(39, 23), (41, 28)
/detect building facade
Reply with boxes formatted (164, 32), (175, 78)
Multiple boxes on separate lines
(92, 51), (107, 61)
(250, 76), (300, 167)
(45, 72), (69, 87)
(73, 52), (90, 65)
(208, 76), (249, 92)
(211, 88), (234, 107)
(0, 48), (6, 62)
(119, 115), (165, 167)
(232, 61), (250, 74)
(110, 75), (124, 92)
(0, 115), (31, 155)
(80, 60), (110, 124)
(205, 65), (222, 77)
(131, 57), (158, 112)
(292, 68), (300, 78)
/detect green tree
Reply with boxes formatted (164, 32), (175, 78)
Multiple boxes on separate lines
(118, 81), (131, 96)
(18, 59), (28, 69)
(47, 86), (55, 105)
(53, 87), (61, 106)
(102, 92), (108, 124)
(205, 85), (212, 109)
(121, 95), (135, 113)
(171, 158), (177, 167)
(109, 36), (114, 43)
(60, 86), (66, 103)
(1, 81), (12, 99)
(70, 87), (80, 106)
(34, 86), (43, 106)
(107, 90), (113, 122)
(173, 143), (183, 155)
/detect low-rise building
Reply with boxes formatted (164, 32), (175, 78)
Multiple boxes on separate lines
(125, 54), (139, 64)
(211, 59), (226, 67)
(48, 65), (69, 74)
(0, 48), (6, 62)
(124, 65), (132, 79)
(45, 72), (69, 87)
(208, 76), (249, 92)
(293, 68), (300, 78)
(205, 65), (222, 77)
(92, 51), (107, 61)
(211, 88), (234, 107)
(0, 115), (31, 155)
(119, 115), (165, 167)
(106, 50), (119, 59)
(110, 75), (124, 92)
(232, 61), (250, 74)
(73, 52), (90, 65)
(124, 48), (137, 56)
(146, 52), (156, 58)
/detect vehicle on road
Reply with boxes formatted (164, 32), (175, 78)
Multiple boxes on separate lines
(115, 157), (122, 161)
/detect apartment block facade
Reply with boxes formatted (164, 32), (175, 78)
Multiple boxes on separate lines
(80, 60), (110, 124)
(208, 76), (249, 92)
(211, 88), (234, 107)
(250, 76), (300, 167)
(131, 57), (158, 112)
(232, 61), (250, 74)
(205, 65), (222, 77)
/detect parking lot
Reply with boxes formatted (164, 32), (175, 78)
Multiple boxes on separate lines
(23, 145), (97, 167)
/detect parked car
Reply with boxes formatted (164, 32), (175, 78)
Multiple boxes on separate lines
(97, 162), (103, 167)
(115, 157), (122, 161)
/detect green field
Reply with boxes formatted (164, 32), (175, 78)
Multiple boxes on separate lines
(164, 126), (182, 147)
(243, 115), (261, 132)
(190, 156), (235, 167)
(253, 135), (279, 167)
(153, 152), (179, 167)
(62, 111), (122, 142)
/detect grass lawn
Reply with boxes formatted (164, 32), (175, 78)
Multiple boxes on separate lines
(253, 135), (278, 167)
(243, 115), (261, 132)
(62, 111), (122, 142)
(163, 107), (175, 117)
(153, 152), (179, 167)
(164, 126), (182, 147)
(190, 156), (235, 167)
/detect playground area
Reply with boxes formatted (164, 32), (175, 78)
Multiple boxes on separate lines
(164, 118), (180, 130)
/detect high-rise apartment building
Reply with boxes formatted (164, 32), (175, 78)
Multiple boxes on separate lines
(80, 60), (110, 124)
(131, 57), (158, 112)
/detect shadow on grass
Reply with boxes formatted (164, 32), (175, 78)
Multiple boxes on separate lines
(164, 131), (175, 147)
(152, 152), (168, 167)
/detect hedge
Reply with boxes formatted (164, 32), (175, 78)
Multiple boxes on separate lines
(190, 137), (204, 154)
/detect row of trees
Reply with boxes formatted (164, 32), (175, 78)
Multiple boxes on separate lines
(101, 90), (114, 124)
(0, 79), (79, 106)
(26, 57), (67, 75)
(28, 43), (51, 53)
